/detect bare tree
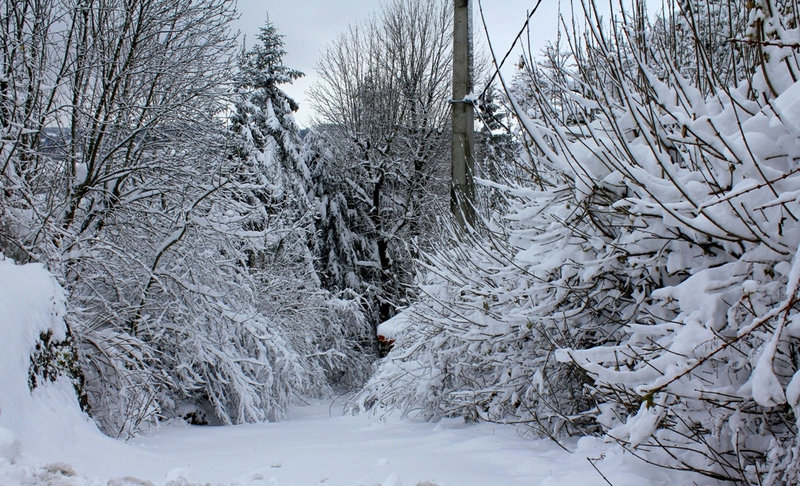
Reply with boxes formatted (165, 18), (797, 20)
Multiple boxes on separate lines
(2, 0), (247, 436)
(309, 0), (453, 324)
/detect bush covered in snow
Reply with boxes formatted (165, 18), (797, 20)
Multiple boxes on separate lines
(355, 1), (800, 483)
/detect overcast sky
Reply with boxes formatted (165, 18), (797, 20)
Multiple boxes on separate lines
(233, 1), (563, 127)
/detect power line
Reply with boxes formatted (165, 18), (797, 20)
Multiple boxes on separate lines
(477, 0), (544, 101)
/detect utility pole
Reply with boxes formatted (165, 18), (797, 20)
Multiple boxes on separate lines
(451, 0), (475, 229)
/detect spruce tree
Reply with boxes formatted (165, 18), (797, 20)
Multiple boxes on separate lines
(230, 21), (314, 273)
(227, 20), (374, 392)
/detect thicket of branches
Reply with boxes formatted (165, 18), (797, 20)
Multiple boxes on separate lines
(308, 0), (453, 325)
(8, 1), (800, 482)
(355, 1), (800, 483)
(1, 0), (371, 437)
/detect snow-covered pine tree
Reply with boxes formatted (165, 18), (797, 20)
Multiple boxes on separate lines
(474, 83), (523, 212)
(230, 21), (316, 285)
(227, 20), (374, 395)
(305, 131), (382, 323)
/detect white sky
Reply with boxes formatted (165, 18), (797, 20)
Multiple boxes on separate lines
(233, 1), (563, 127)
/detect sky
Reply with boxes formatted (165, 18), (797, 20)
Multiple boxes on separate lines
(234, 0), (563, 127)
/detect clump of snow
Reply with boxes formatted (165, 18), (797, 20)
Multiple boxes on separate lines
(380, 472), (403, 486)
(376, 306), (416, 342)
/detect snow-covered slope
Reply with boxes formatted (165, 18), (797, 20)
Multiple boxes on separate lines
(0, 256), (82, 460)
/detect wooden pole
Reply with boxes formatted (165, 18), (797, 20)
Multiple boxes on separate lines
(451, 0), (475, 229)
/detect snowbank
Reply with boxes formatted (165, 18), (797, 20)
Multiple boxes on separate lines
(0, 256), (72, 459)
(0, 256), (135, 476)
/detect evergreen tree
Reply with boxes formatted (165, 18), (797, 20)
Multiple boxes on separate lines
(309, 0), (453, 326)
(234, 22), (303, 154)
(227, 20), (374, 397)
(230, 22), (315, 275)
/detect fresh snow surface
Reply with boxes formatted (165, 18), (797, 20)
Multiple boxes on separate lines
(376, 307), (414, 341)
(1, 398), (710, 486)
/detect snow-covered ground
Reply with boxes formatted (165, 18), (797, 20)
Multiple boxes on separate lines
(2, 398), (709, 486)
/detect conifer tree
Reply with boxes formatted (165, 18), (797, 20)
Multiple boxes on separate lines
(228, 20), (374, 393)
(234, 22), (303, 154)
(309, 0), (453, 326)
(230, 21), (315, 274)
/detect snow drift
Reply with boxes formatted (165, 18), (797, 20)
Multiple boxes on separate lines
(0, 256), (112, 465)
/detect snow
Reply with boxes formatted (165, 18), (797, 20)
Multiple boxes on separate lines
(1, 399), (706, 486)
(0, 427), (20, 463)
(771, 80), (800, 131)
(0, 256), (140, 476)
(0, 258), (705, 486)
(376, 307), (415, 341)
(787, 369), (800, 410)
(0, 257), (80, 456)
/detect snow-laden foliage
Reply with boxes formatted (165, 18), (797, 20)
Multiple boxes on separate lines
(357, 1), (800, 483)
(1, 2), (371, 437)
(1, 0), (246, 436)
(305, 132), (383, 316)
(353, 182), (611, 440)
(226, 21), (374, 401)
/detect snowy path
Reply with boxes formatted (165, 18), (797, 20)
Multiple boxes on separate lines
(2, 398), (704, 486)
(126, 400), (568, 485)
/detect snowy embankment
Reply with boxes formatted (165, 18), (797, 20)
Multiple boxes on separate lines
(0, 257), (703, 485)
(0, 256), (146, 484)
